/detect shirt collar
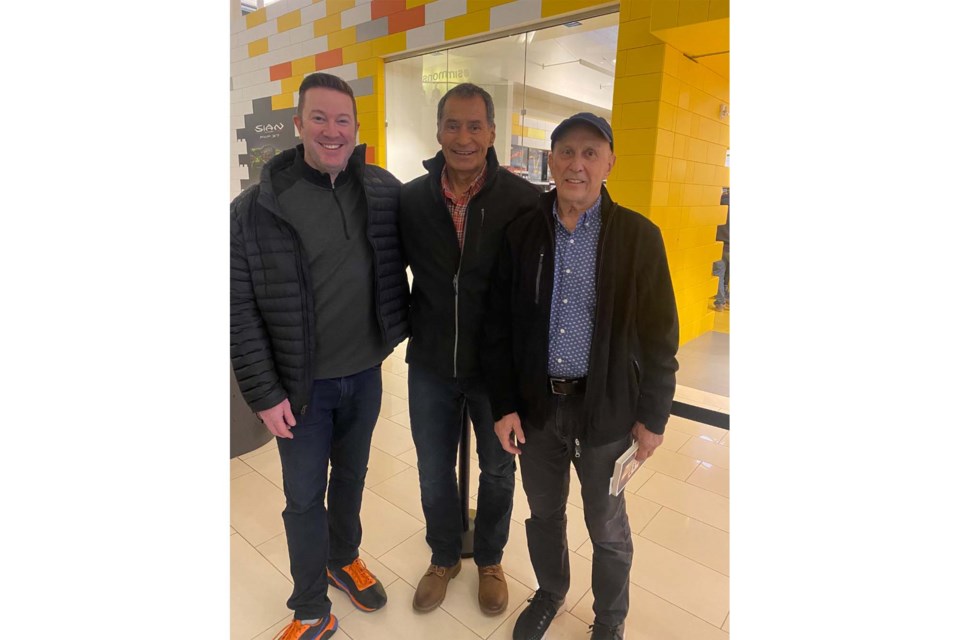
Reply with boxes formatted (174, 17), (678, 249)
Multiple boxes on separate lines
(441, 163), (487, 203)
(552, 195), (602, 231)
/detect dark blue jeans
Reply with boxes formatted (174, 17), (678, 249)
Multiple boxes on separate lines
(276, 365), (382, 620)
(408, 362), (515, 567)
(519, 394), (634, 626)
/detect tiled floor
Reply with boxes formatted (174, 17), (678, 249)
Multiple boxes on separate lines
(231, 339), (730, 639)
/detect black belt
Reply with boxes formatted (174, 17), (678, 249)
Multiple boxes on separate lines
(549, 377), (587, 395)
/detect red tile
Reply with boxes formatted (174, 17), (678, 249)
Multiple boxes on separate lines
(365, 146), (376, 164)
(269, 61), (292, 81)
(388, 5), (425, 34)
(372, 0), (406, 20)
(315, 48), (343, 70)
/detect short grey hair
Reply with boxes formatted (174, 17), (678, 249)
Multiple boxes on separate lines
(436, 83), (495, 127)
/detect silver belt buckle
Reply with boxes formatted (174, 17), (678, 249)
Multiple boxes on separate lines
(550, 378), (566, 394)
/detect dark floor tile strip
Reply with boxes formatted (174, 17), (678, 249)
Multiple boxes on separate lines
(670, 401), (730, 430)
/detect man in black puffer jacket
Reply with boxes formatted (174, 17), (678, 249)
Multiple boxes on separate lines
(398, 83), (539, 616)
(231, 73), (408, 640)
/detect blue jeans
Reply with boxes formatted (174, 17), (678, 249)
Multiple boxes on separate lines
(519, 394), (634, 626)
(276, 365), (382, 620)
(408, 362), (515, 567)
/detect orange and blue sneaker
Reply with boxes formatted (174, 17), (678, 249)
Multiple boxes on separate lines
(273, 614), (338, 640)
(327, 558), (388, 612)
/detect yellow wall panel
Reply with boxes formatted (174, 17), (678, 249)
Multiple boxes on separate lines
(291, 55), (317, 77)
(619, 101), (660, 128)
(672, 133), (688, 159)
(542, 0), (611, 18)
(677, 0), (709, 27)
(512, 124), (522, 136)
(649, 0), (679, 31)
(272, 93), (295, 110)
(246, 8), (267, 28)
(614, 128), (658, 155)
(467, 0), (514, 11)
(657, 102), (677, 130)
(248, 38), (269, 57)
(613, 73), (662, 103)
(668, 183), (683, 206)
(356, 94), (377, 115)
(616, 155), (655, 181)
(370, 32), (406, 57)
(624, 0), (654, 21)
(314, 14), (341, 37)
(445, 10), (491, 40)
(617, 45), (666, 77)
(342, 41), (372, 63)
(278, 10), (302, 32)
(327, 0), (355, 14)
(651, 180), (670, 206)
(357, 58), (382, 78)
(407, 0), (435, 6)
(655, 129), (675, 156)
(328, 27), (357, 49)
(708, 0), (730, 21)
(617, 17), (662, 50)
(281, 76), (303, 95)
(674, 108), (692, 136)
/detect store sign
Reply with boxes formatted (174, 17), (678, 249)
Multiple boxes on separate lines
(421, 68), (470, 84)
(237, 97), (298, 190)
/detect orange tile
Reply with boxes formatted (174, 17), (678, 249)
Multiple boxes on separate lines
(365, 146), (376, 164)
(315, 48), (344, 70)
(388, 5), (425, 33)
(372, 0), (406, 19)
(269, 61), (293, 81)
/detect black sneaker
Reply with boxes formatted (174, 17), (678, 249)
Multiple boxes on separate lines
(589, 621), (625, 640)
(512, 591), (564, 640)
(327, 558), (387, 612)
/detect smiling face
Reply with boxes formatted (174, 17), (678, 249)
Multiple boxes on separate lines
(436, 94), (496, 184)
(293, 87), (358, 178)
(548, 123), (616, 213)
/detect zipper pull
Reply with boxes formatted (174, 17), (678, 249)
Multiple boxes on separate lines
(574, 438), (581, 459)
(300, 405), (308, 415)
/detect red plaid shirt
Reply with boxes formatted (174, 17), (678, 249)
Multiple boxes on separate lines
(441, 164), (487, 250)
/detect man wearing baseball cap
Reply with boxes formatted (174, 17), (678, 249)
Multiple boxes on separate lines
(482, 113), (679, 640)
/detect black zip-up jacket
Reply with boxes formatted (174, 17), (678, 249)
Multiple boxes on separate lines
(399, 147), (539, 378)
(230, 144), (409, 414)
(483, 186), (679, 444)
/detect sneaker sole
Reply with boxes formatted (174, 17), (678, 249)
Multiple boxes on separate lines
(326, 571), (382, 613)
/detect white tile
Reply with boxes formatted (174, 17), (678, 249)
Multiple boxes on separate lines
(368, 466), (425, 523)
(323, 62), (359, 82)
(230, 98), (255, 117)
(490, 0), (541, 31)
(287, 22), (316, 46)
(571, 584), (729, 640)
(340, 3), (372, 28)
(231, 534), (292, 640)
(371, 416), (415, 457)
(300, 35), (329, 58)
(357, 489), (425, 557)
(268, 30), (291, 51)
(425, 0), (467, 24)
(231, 470), (286, 546)
(405, 21), (446, 52)
(338, 580), (479, 640)
(302, 0), (328, 23)
(231, 45), (246, 62)
(629, 535), (728, 627)
(266, 0), (290, 21)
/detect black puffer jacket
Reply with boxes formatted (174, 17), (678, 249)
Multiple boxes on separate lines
(231, 144), (409, 414)
(483, 186), (679, 444)
(399, 147), (539, 378)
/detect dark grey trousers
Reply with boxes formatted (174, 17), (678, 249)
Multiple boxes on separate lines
(518, 394), (634, 626)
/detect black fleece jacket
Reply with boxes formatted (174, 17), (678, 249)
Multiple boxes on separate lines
(483, 186), (680, 444)
(399, 147), (539, 379)
(230, 144), (409, 414)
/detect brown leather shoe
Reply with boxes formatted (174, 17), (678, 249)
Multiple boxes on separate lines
(478, 563), (508, 615)
(413, 561), (461, 612)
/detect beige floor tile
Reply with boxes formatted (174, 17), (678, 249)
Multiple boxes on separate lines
(468, 455), (482, 498)
(629, 535), (728, 627)
(571, 584), (729, 640)
(677, 437), (729, 469)
(642, 447), (702, 481)
(239, 439), (278, 461)
(244, 445), (284, 490)
(379, 392), (408, 419)
(365, 445), (411, 487)
(377, 527), (433, 587)
(636, 473), (729, 531)
(665, 415), (726, 445)
(368, 466), (426, 523)
(719, 431), (729, 446)
(565, 550), (595, 614)
(398, 446), (418, 468)
(722, 612), (729, 632)
(390, 407), (411, 427)
(673, 384), (729, 413)
(624, 466), (656, 495)
(499, 521), (538, 590)
(256, 532), (292, 582)
(510, 479), (531, 524)
(381, 355), (408, 377)
(357, 489), (425, 558)
(686, 462), (729, 497)
(338, 580), (481, 640)
(565, 503), (592, 553)
(567, 468), (583, 508)
(488, 609), (590, 640)
(231, 457), (255, 479)
(640, 508), (729, 576)
(231, 534), (293, 640)
(231, 471), (286, 546)
(439, 564), (533, 638)
(382, 370), (408, 399)
(371, 416), (415, 457)
(661, 429), (692, 452)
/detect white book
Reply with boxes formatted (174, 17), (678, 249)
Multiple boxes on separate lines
(609, 440), (643, 497)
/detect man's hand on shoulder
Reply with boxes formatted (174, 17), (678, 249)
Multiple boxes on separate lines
(258, 398), (297, 439)
(494, 412), (525, 455)
(631, 422), (663, 462)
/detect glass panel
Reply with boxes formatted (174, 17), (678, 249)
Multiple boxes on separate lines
(385, 12), (618, 188)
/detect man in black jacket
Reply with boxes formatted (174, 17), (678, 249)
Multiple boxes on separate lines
(483, 113), (679, 640)
(398, 83), (540, 615)
(230, 73), (409, 640)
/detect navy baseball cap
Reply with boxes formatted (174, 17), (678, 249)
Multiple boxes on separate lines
(550, 112), (614, 150)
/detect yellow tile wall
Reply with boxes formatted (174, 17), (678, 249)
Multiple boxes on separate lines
(445, 9), (490, 40)
(314, 14), (341, 37)
(277, 10), (301, 33)
(248, 38), (269, 57)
